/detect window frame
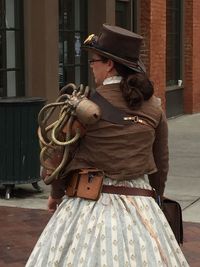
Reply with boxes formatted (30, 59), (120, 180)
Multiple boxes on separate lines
(59, 0), (88, 89)
(166, 0), (183, 90)
(115, 0), (138, 31)
(0, 0), (24, 97)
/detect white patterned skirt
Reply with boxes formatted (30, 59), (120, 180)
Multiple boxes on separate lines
(26, 177), (189, 267)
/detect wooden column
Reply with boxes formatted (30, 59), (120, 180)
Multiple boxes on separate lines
(23, 0), (59, 103)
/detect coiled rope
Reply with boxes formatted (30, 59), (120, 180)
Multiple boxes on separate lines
(38, 83), (90, 185)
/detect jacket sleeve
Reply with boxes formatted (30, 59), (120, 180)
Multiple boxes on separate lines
(44, 122), (85, 199)
(50, 178), (66, 199)
(148, 110), (169, 196)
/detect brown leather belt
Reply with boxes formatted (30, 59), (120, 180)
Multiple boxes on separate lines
(102, 185), (156, 198)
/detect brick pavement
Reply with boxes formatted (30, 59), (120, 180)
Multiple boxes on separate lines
(0, 206), (51, 267)
(182, 222), (200, 267)
(0, 206), (199, 267)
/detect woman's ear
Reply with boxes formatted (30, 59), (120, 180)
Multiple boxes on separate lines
(106, 59), (115, 72)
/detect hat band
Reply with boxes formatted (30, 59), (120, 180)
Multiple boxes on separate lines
(94, 43), (139, 63)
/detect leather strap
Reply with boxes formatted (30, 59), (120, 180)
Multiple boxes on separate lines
(90, 91), (149, 126)
(102, 185), (156, 198)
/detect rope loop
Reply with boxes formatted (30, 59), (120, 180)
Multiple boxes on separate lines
(38, 83), (91, 184)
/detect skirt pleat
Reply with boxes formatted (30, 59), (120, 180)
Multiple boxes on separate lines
(25, 177), (189, 267)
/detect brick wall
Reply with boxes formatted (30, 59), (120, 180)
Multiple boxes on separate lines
(140, 0), (166, 108)
(184, 0), (200, 113)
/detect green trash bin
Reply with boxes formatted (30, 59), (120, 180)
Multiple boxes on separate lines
(0, 97), (46, 199)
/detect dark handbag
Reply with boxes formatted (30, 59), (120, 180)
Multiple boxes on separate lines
(161, 197), (183, 244)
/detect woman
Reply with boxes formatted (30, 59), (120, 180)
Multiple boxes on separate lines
(26, 24), (189, 267)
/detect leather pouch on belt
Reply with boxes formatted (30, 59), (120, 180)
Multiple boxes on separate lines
(65, 172), (79, 197)
(65, 169), (104, 201)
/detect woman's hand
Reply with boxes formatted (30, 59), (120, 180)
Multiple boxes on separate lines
(47, 195), (62, 213)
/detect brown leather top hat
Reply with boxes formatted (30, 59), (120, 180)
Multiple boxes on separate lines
(82, 24), (146, 73)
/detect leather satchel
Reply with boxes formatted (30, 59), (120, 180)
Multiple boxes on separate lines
(161, 198), (183, 244)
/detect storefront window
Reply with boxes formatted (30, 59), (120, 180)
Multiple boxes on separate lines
(59, 0), (88, 88)
(115, 0), (137, 31)
(0, 0), (24, 97)
(166, 0), (182, 87)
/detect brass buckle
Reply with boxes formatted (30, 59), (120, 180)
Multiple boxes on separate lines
(124, 116), (150, 126)
(124, 116), (139, 123)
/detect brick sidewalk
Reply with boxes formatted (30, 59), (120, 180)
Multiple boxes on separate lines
(0, 206), (199, 267)
(181, 222), (200, 267)
(0, 206), (51, 267)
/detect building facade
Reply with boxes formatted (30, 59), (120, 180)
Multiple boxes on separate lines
(0, 0), (200, 117)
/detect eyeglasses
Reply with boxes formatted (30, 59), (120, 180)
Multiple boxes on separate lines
(88, 59), (103, 64)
